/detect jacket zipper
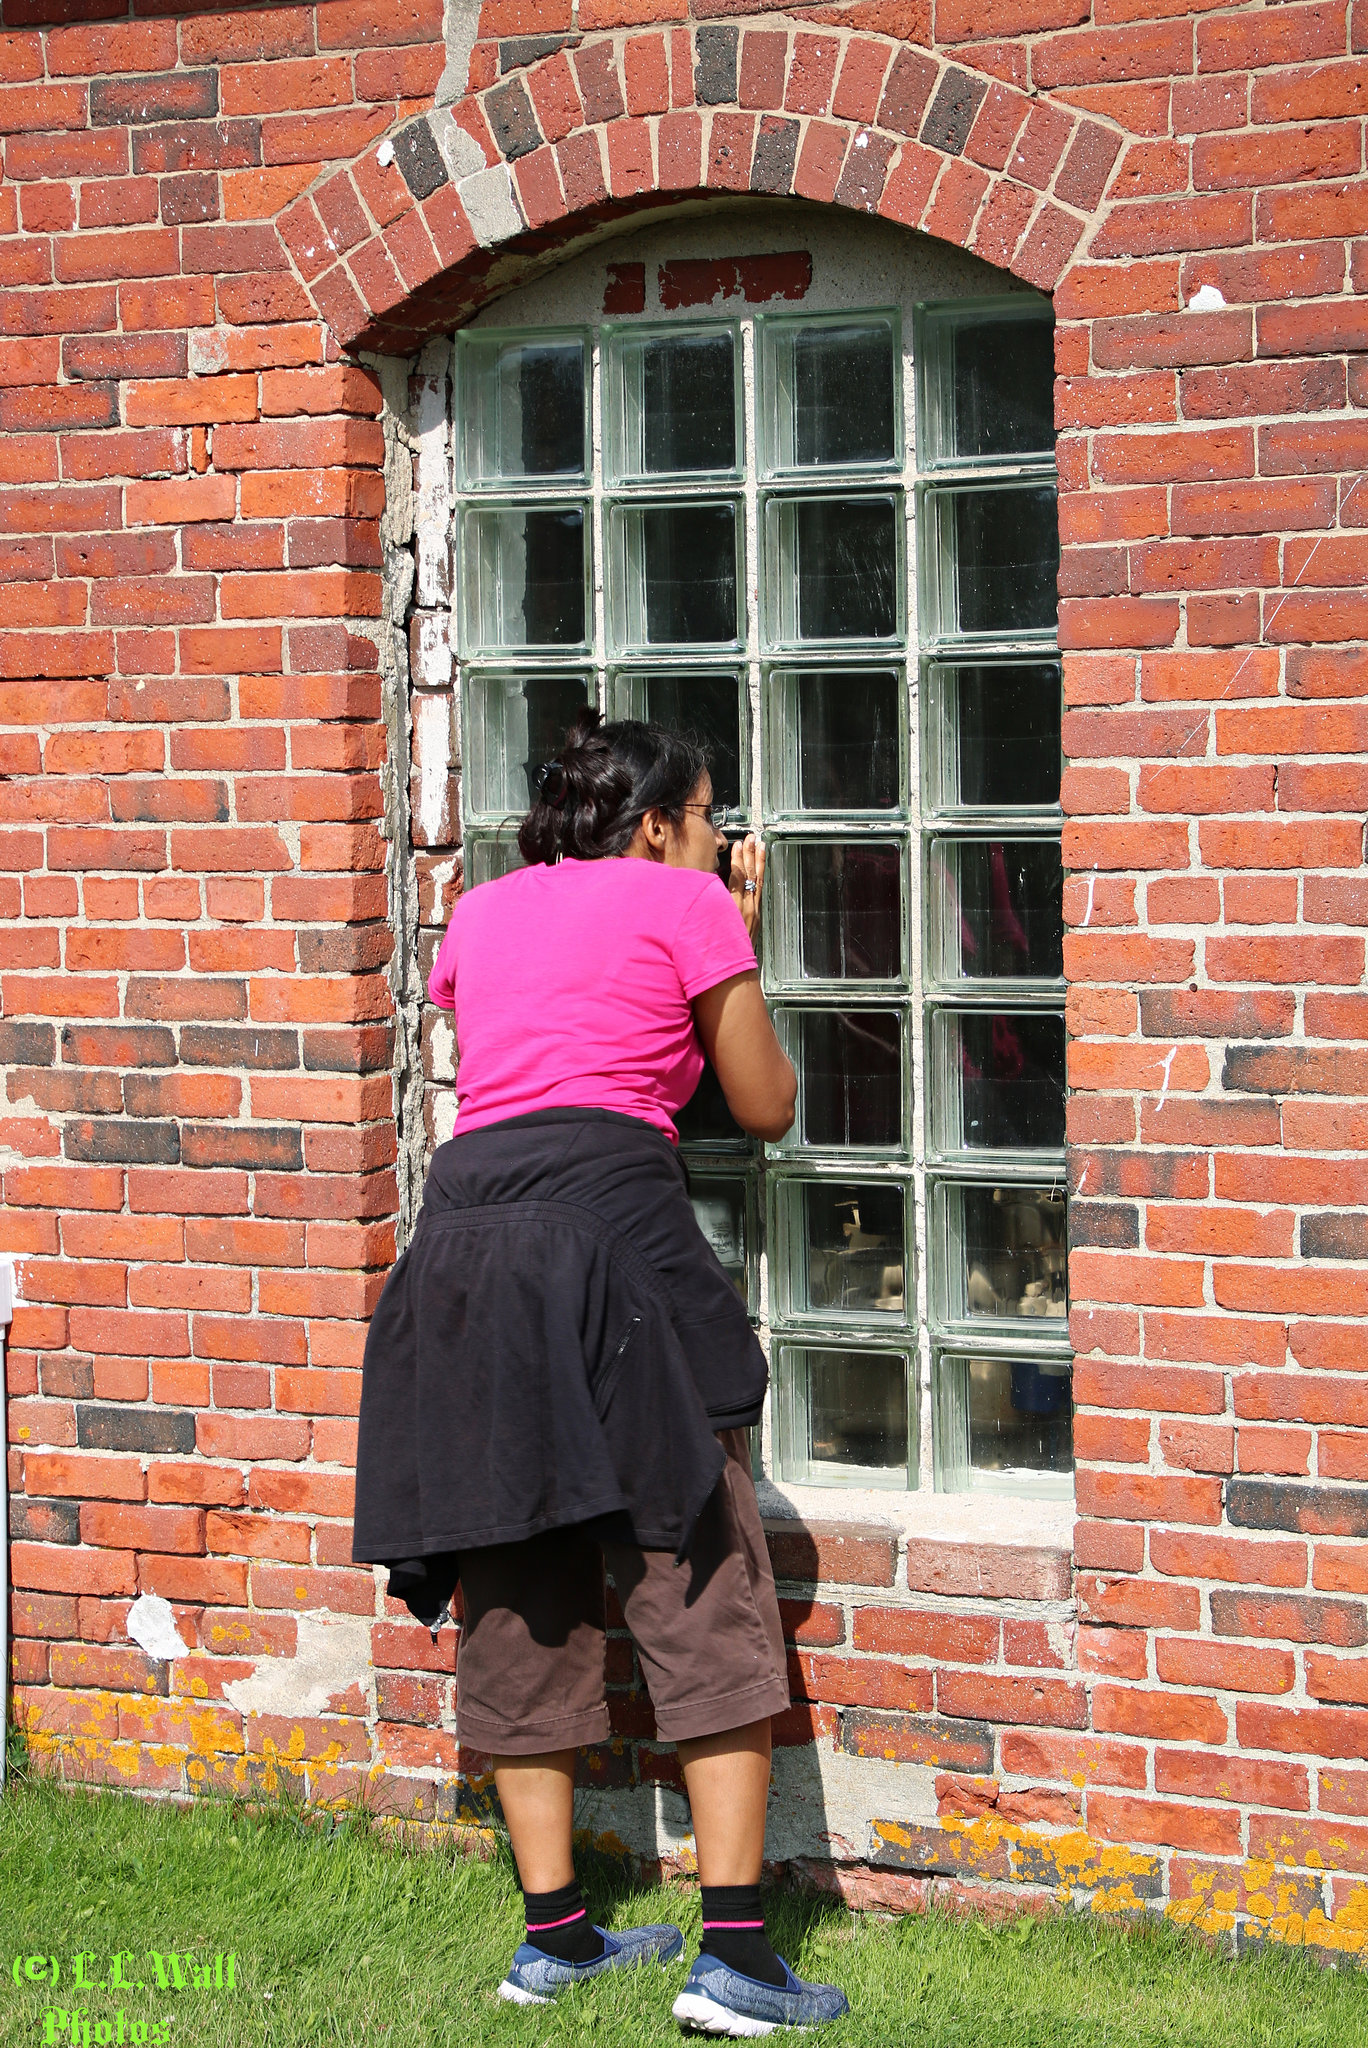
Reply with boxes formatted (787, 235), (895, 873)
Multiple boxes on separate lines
(595, 1315), (642, 1407)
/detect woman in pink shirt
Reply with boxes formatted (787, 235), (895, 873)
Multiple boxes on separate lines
(353, 712), (849, 2034)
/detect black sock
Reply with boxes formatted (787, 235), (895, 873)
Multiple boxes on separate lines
(523, 1879), (606, 1965)
(699, 1884), (787, 1988)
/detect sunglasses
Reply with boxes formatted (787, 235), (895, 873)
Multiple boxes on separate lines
(683, 802), (729, 830)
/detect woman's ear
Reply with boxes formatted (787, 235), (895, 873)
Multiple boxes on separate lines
(639, 806), (669, 855)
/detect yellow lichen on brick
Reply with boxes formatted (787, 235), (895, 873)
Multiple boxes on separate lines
(1328, 1883), (1368, 1933)
(579, 1828), (633, 1862)
(1290, 1909), (1368, 1957)
(258, 1726), (309, 1763)
(118, 1698), (245, 1756)
(207, 1619), (261, 1652)
(103, 1742), (152, 1782)
(1161, 1859), (1368, 1956)
(907, 1812), (1161, 1901)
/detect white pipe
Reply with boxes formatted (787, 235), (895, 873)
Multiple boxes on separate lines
(1, 1254), (15, 1792)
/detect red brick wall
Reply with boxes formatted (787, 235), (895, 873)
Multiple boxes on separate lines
(5, 0), (1368, 1959)
(0, 0), (444, 1781)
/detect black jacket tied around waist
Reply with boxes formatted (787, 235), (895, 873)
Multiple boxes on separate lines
(351, 1108), (768, 1622)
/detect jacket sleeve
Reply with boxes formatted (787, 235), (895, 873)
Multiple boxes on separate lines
(385, 1552), (460, 1634)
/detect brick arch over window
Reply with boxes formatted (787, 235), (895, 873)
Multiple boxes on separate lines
(270, 24), (1126, 355)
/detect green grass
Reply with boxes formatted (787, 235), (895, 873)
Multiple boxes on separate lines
(1, 1762), (1366, 2048)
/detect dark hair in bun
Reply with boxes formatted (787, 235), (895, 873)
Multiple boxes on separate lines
(518, 708), (710, 865)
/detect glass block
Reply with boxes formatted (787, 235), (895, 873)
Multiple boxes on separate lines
(460, 334), (587, 484)
(466, 671), (590, 819)
(773, 1177), (908, 1322)
(462, 504), (589, 653)
(918, 305), (1055, 470)
(928, 837), (1064, 984)
(687, 1168), (751, 1306)
(933, 1181), (1068, 1328)
(925, 660), (1061, 814)
(768, 840), (906, 986)
(765, 495), (902, 648)
(929, 1008), (1066, 1157)
(777, 1343), (912, 1485)
(466, 835), (525, 888)
(923, 485), (1059, 642)
(762, 316), (899, 472)
(611, 327), (739, 478)
(953, 317), (1055, 463)
(936, 1352), (1072, 1492)
(777, 1007), (904, 1152)
(613, 669), (746, 815)
(676, 1058), (748, 1149)
(765, 667), (902, 816)
(611, 501), (741, 651)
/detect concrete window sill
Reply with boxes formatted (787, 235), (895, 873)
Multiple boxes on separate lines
(758, 1475), (1074, 1602)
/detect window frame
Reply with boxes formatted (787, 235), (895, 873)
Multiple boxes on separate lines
(450, 281), (1070, 1504)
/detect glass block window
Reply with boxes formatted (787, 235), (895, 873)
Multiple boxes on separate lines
(453, 285), (1067, 1500)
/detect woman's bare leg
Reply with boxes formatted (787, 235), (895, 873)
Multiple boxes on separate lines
(493, 1751), (577, 1893)
(676, 1718), (772, 1885)
(495, 1720), (771, 1896)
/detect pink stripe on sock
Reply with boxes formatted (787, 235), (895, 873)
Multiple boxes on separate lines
(526, 1910), (587, 1932)
(703, 1920), (764, 1929)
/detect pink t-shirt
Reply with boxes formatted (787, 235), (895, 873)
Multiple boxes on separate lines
(428, 857), (759, 1142)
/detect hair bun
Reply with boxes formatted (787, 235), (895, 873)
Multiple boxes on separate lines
(533, 760), (568, 808)
(516, 706), (708, 868)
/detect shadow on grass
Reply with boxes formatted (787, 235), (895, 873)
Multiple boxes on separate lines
(574, 1838), (852, 1958)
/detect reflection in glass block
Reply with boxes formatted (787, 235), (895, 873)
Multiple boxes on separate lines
(789, 1009), (902, 1149)
(767, 320), (897, 470)
(934, 1009), (1066, 1154)
(939, 1182), (1067, 1324)
(930, 661), (1061, 811)
(462, 336), (586, 482)
(767, 497), (900, 645)
(932, 838), (1063, 982)
(946, 486), (1059, 638)
(463, 506), (587, 650)
(467, 836), (525, 888)
(802, 671), (900, 811)
(791, 1180), (906, 1317)
(777, 842), (903, 983)
(616, 329), (738, 476)
(615, 502), (739, 648)
(807, 1348), (908, 1470)
(967, 1355), (1072, 1478)
(768, 669), (901, 813)
(618, 670), (744, 813)
(467, 672), (589, 817)
(676, 1058), (746, 1147)
(689, 1174), (748, 1301)
(954, 319), (1055, 461)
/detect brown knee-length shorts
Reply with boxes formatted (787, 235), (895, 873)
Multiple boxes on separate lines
(454, 1430), (791, 1754)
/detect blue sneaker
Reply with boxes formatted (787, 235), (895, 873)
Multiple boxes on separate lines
(671, 1953), (850, 2035)
(497, 1922), (684, 2005)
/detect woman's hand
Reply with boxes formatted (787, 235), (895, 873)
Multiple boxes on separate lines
(727, 833), (765, 947)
